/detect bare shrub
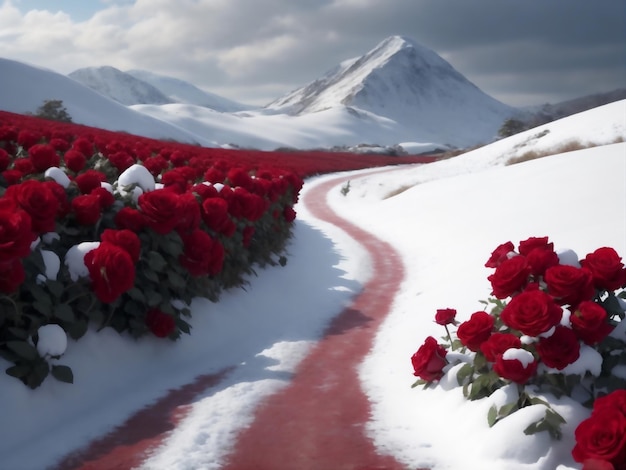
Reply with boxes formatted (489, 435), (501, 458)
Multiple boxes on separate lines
(505, 139), (605, 166)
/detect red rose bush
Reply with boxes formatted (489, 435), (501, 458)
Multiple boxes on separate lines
(0, 112), (304, 389)
(411, 237), (626, 466)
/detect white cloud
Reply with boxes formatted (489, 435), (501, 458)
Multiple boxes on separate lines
(0, 0), (623, 107)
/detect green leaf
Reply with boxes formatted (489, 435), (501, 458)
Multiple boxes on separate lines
(456, 363), (474, 386)
(30, 285), (50, 304)
(147, 251), (168, 272)
(411, 378), (427, 388)
(51, 365), (74, 384)
(523, 408), (566, 440)
(600, 293), (626, 318)
(27, 360), (50, 389)
(54, 304), (75, 322)
(498, 401), (519, 418)
(143, 269), (160, 283)
(167, 271), (186, 289)
(47, 280), (65, 298)
(67, 320), (88, 340)
(127, 287), (146, 303)
(176, 318), (192, 335)
(33, 300), (52, 316)
(487, 405), (497, 427)
(5, 364), (30, 379)
(7, 341), (39, 361)
(7, 327), (29, 340)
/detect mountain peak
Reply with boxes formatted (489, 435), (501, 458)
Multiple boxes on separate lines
(267, 35), (515, 146)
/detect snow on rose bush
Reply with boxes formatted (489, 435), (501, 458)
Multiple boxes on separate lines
(0, 112), (304, 389)
(411, 237), (626, 470)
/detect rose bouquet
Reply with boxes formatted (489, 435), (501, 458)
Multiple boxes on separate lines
(411, 237), (626, 469)
(0, 113), (302, 388)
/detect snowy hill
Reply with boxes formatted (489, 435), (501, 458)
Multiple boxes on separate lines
(68, 66), (173, 106)
(0, 58), (215, 146)
(127, 69), (253, 112)
(0, 97), (624, 470)
(267, 35), (517, 147)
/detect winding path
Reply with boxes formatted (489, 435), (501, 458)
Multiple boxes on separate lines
(54, 170), (420, 470)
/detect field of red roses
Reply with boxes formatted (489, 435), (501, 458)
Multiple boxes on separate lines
(412, 237), (626, 469)
(0, 110), (434, 390)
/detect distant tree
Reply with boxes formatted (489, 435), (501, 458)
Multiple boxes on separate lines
(34, 99), (73, 123)
(498, 118), (526, 138)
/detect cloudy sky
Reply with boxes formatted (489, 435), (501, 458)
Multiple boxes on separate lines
(1, 0), (624, 107)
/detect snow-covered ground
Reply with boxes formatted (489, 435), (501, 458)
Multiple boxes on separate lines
(0, 100), (624, 470)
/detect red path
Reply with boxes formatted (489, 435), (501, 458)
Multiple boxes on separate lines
(53, 171), (418, 470)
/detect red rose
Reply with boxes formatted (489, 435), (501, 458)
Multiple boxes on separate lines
(571, 301), (614, 345)
(545, 265), (595, 307)
(500, 289), (563, 337)
(28, 144), (60, 172)
(191, 183), (219, 201)
(179, 229), (225, 276)
(457, 311), (494, 352)
(535, 326), (580, 370)
(227, 188), (267, 221)
(145, 308), (176, 338)
(71, 137), (94, 157)
(580, 247), (626, 291)
(17, 130), (41, 149)
(161, 167), (193, 193)
(0, 258), (26, 293)
(91, 187), (115, 208)
(114, 207), (146, 232)
(283, 206), (297, 223)
(71, 194), (102, 225)
(63, 149), (87, 173)
(49, 137), (70, 152)
(488, 255), (532, 299)
(138, 189), (181, 235)
(143, 156), (169, 177)
(202, 197), (235, 236)
(594, 390), (626, 417)
(485, 242), (515, 268)
(525, 247), (559, 277)
(411, 336), (448, 382)
(204, 167), (226, 184)
(44, 180), (71, 218)
(0, 148), (10, 172)
(101, 229), (141, 263)
(169, 150), (188, 167)
(434, 308), (457, 326)
(12, 158), (35, 176)
(75, 170), (107, 195)
(175, 192), (202, 234)
(582, 459), (616, 470)
(518, 236), (553, 256)
(572, 407), (626, 468)
(227, 167), (253, 189)
(4, 180), (59, 233)
(480, 333), (522, 362)
(0, 208), (33, 263)
(107, 151), (135, 172)
(2, 170), (23, 185)
(493, 349), (537, 384)
(84, 242), (135, 303)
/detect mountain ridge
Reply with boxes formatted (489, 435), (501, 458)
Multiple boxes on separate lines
(69, 66), (174, 106)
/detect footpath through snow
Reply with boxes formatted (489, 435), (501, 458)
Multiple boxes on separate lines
(51, 169), (416, 470)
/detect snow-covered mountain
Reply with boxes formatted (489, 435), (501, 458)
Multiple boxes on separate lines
(0, 58), (215, 146)
(268, 35), (517, 147)
(68, 66), (174, 106)
(126, 69), (253, 112)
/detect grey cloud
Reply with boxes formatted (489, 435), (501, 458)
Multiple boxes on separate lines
(1, 0), (624, 107)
